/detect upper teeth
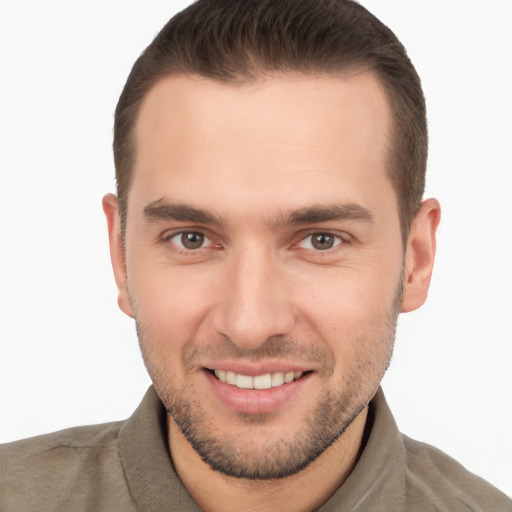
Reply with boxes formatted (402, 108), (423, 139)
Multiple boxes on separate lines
(213, 370), (304, 390)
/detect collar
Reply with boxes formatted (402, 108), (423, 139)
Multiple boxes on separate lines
(119, 387), (202, 511)
(119, 386), (406, 511)
(318, 387), (406, 511)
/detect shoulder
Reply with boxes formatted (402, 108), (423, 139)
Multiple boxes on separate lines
(402, 434), (512, 511)
(0, 421), (136, 511)
(0, 420), (123, 469)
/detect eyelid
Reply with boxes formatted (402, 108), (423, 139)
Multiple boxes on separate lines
(159, 227), (351, 252)
(294, 229), (351, 250)
(161, 225), (211, 239)
(162, 228), (218, 251)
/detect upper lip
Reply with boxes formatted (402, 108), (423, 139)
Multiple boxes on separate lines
(202, 360), (313, 376)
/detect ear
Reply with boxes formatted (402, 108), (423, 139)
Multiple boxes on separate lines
(102, 194), (134, 318)
(401, 198), (441, 313)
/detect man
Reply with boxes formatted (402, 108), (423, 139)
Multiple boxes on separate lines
(1, 0), (510, 510)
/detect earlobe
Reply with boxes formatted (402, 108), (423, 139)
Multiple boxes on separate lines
(401, 198), (441, 313)
(102, 194), (134, 318)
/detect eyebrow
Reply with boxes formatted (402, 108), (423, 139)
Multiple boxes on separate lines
(143, 200), (224, 226)
(142, 199), (374, 228)
(273, 204), (374, 228)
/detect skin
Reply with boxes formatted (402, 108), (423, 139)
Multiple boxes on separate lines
(104, 72), (440, 512)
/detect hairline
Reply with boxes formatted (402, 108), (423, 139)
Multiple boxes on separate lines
(119, 67), (412, 247)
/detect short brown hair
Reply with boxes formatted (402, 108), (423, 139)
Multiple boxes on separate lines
(114, 0), (427, 244)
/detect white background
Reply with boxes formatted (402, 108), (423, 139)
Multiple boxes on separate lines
(0, 0), (511, 498)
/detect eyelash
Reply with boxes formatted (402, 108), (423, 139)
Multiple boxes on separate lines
(162, 229), (349, 254)
(296, 231), (346, 251)
(163, 231), (216, 252)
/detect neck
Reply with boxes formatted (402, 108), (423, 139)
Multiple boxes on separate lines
(167, 407), (368, 512)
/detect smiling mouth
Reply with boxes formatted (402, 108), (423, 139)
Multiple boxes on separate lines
(208, 369), (309, 390)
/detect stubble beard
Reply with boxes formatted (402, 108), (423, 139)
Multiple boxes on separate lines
(133, 274), (402, 480)
(135, 306), (399, 480)
(161, 369), (377, 479)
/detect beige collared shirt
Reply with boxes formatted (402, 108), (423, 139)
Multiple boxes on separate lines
(1, 387), (510, 511)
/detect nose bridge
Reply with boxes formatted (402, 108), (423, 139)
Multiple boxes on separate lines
(213, 243), (294, 349)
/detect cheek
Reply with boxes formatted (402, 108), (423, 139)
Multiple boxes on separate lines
(296, 262), (401, 324)
(306, 282), (397, 392)
(292, 263), (401, 364)
(129, 263), (217, 342)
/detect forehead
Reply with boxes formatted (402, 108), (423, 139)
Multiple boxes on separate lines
(130, 72), (394, 222)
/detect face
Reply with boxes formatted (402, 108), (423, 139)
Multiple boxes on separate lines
(109, 72), (409, 479)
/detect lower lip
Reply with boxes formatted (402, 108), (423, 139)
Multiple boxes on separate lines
(203, 370), (312, 415)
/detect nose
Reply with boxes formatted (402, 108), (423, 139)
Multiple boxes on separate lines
(211, 247), (295, 351)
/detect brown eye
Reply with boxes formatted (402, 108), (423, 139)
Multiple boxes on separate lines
(169, 232), (208, 250)
(182, 232), (204, 249)
(311, 234), (335, 250)
(298, 233), (343, 251)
